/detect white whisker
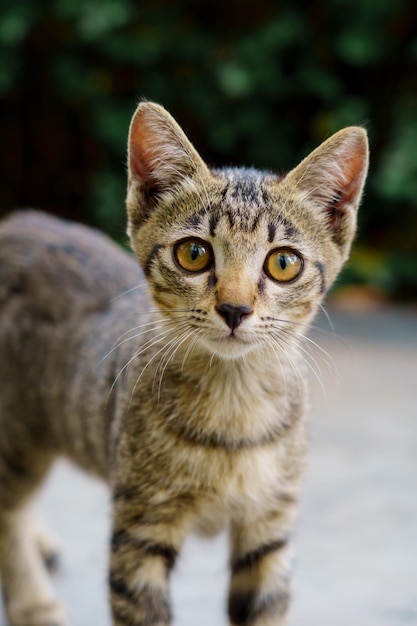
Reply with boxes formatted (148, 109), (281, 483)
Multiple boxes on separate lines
(106, 326), (181, 404)
(153, 327), (190, 388)
(262, 337), (288, 403)
(299, 333), (338, 380)
(112, 283), (148, 301)
(155, 327), (200, 401)
(269, 335), (307, 397)
(318, 303), (336, 336)
(129, 330), (189, 406)
(181, 329), (204, 373)
(277, 329), (326, 398)
(97, 317), (188, 368)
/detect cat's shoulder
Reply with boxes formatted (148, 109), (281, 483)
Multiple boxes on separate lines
(0, 210), (143, 321)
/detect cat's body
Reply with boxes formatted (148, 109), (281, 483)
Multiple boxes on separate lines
(0, 103), (368, 626)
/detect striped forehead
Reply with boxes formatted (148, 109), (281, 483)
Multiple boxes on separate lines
(208, 169), (299, 244)
(210, 168), (270, 235)
(222, 168), (268, 204)
(174, 168), (299, 243)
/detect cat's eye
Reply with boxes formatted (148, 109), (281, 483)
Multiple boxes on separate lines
(264, 248), (304, 283)
(173, 238), (213, 273)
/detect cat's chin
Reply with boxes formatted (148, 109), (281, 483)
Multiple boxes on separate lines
(198, 335), (258, 361)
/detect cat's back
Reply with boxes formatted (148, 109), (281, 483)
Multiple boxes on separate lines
(0, 210), (142, 322)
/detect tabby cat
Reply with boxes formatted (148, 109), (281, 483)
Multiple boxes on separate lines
(0, 102), (368, 626)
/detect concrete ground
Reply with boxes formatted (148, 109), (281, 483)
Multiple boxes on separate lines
(1, 305), (416, 626)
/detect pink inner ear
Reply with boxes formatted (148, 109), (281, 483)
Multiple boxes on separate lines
(129, 117), (153, 182)
(341, 147), (367, 204)
(324, 139), (368, 230)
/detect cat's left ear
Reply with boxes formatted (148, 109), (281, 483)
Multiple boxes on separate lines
(126, 101), (210, 227)
(284, 127), (369, 253)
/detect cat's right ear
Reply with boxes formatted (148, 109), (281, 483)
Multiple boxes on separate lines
(126, 101), (209, 227)
(283, 126), (369, 256)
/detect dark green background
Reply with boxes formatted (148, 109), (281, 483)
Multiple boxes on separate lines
(1, 0), (416, 298)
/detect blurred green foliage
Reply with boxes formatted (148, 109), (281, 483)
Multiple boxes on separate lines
(0, 0), (416, 298)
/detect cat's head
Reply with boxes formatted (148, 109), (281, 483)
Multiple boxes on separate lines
(126, 102), (368, 360)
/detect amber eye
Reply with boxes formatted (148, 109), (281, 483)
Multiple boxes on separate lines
(264, 248), (304, 283)
(173, 239), (213, 273)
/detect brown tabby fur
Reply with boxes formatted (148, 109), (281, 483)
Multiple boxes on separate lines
(0, 102), (368, 626)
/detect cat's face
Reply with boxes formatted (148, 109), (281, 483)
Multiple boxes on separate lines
(130, 172), (331, 360)
(126, 103), (368, 361)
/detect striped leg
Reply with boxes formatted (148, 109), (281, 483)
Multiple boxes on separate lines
(228, 504), (298, 626)
(109, 498), (192, 626)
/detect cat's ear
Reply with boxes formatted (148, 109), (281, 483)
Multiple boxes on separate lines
(284, 127), (369, 252)
(127, 101), (209, 226)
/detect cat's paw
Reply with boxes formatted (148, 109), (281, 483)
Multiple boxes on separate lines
(36, 529), (61, 572)
(8, 600), (68, 626)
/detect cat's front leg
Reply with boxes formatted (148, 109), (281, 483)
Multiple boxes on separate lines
(228, 500), (298, 626)
(109, 493), (192, 626)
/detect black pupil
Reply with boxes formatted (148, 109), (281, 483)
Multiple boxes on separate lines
(190, 244), (201, 261)
(279, 254), (287, 270)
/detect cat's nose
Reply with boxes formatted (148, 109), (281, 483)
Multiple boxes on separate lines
(216, 303), (252, 331)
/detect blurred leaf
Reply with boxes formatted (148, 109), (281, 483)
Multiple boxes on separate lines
(336, 30), (386, 66)
(0, 50), (20, 94)
(92, 100), (132, 154)
(373, 112), (417, 202)
(54, 0), (135, 40)
(89, 168), (127, 240)
(0, 2), (38, 46)
(218, 63), (254, 98)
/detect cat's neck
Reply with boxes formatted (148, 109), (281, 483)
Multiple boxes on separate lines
(186, 346), (296, 407)
(127, 322), (300, 401)
(140, 341), (301, 444)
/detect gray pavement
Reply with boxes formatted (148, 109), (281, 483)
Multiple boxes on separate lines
(1, 305), (416, 626)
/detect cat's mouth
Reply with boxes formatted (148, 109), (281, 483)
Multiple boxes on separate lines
(225, 332), (248, 343)
(214, 326), (250, 343)
(200, 331), (255, 360)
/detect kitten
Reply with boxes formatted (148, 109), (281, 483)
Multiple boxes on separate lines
(0, 102), (368, 626)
